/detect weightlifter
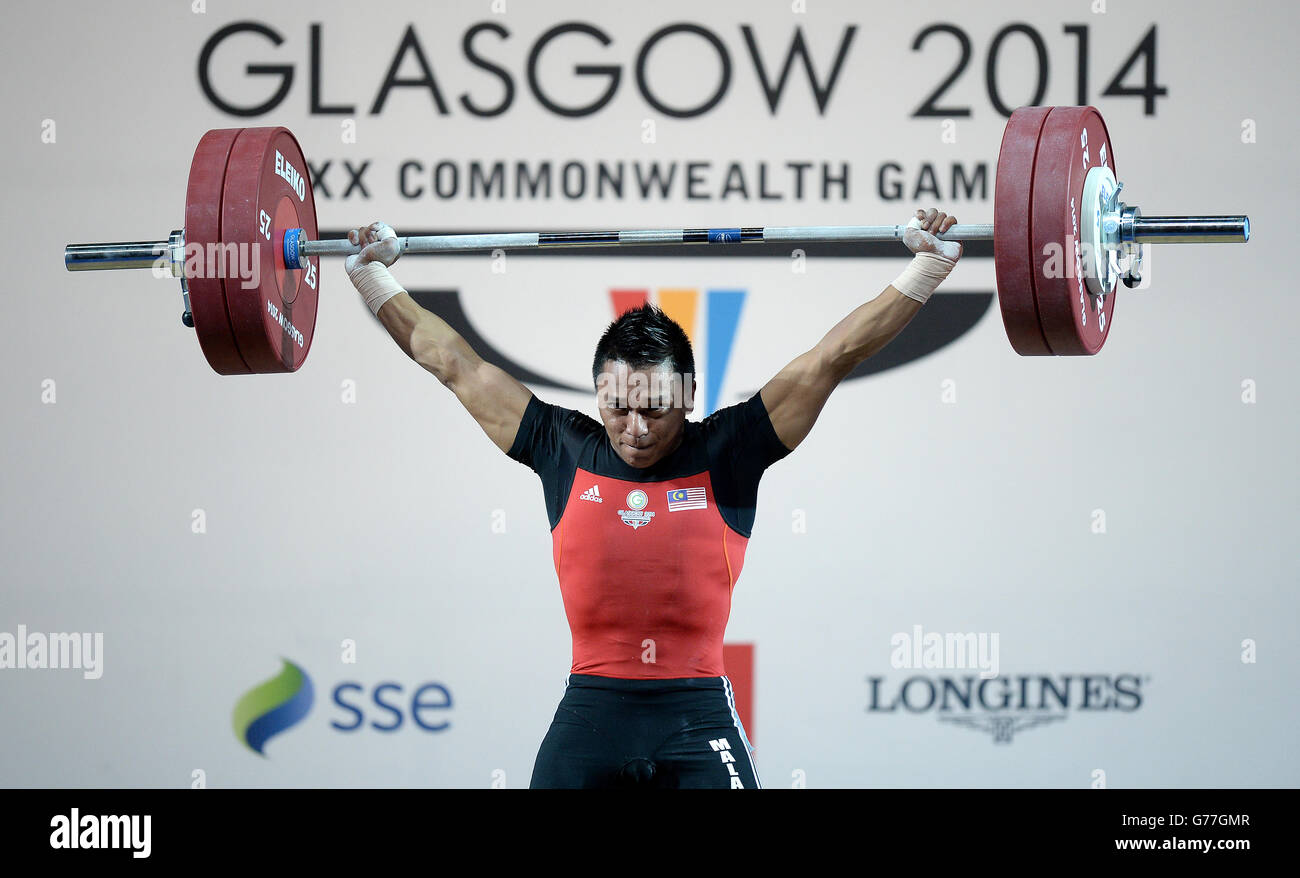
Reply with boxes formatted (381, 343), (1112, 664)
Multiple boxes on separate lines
(345, 208), (962, 788)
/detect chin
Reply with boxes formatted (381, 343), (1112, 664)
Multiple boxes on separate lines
(623, 447), (656, 467)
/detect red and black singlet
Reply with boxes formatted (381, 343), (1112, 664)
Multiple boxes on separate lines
(507, 392), (791, 679)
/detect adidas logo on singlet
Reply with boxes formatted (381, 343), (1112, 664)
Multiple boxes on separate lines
(579, 485), (604, 503)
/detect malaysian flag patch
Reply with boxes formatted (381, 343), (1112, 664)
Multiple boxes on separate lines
(666, 487), (708, 512)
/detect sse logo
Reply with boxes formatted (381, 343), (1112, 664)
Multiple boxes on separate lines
(232, 658), (313, 755)
(232, 658), (454, 757)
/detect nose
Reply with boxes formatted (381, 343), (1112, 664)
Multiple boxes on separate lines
(624, 412), (648, 438)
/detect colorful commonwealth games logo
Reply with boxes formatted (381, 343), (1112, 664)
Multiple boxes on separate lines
(407, 283), (991, 416)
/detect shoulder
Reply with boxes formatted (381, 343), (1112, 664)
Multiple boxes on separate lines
(521, 395), (600, 432)
(698, 391), (792, 467)
(507, 395), (602, 467)
(548, 400), (603, 437)
(699, 392), (776, 437)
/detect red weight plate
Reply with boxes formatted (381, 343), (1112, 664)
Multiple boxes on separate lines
(1030, 106), (1118, 355)
(993, 106), (1053, 356)
(220, 127), (319, 373)
(185, 128), (249, 374)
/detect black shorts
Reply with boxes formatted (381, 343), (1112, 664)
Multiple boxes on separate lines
(529, 673), (761, 789)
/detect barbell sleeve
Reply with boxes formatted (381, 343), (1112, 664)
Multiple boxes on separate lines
(63, 241), (173, 271)
(1128, 216), (1250, 244)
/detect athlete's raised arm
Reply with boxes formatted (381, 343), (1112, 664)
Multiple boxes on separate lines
(346, 221), (532, 454)
(759, 208), (962, 452)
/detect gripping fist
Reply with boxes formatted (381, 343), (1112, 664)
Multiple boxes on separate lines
(902, 208), (962, 263)
(345, 222), (401, 274)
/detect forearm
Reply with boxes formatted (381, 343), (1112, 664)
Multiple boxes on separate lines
(349, 239), (530, 452)
(819, 285), (923, 374)
(376, 292), (478, 384)
(346, 224), (486, 391)
(761, 209), (959, 452)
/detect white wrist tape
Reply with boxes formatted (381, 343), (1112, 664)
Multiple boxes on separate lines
(891, 251), (957, 304)
(349, 261), (404, 316)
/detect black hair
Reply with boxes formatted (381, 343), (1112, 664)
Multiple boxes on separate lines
(591, 303), (695, 393)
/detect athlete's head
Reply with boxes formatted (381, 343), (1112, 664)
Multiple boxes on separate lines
(592, 304), (696, 469)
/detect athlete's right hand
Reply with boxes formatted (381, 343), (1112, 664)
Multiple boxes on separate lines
(902, 208), (962, 262)
(346, 222), (406, 316)
(345, 221), (401, 274)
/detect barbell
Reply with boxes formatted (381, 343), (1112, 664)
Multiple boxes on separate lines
(63, 106), (1249, 374)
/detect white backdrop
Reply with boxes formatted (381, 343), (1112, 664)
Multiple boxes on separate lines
(1, 0), (1295, 788)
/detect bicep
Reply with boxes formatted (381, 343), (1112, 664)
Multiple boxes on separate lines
(447, 357), (533, 454)
(758, 344), (846, 453)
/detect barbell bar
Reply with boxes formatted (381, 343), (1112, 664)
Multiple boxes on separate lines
(62, 106), (1250, 373)
(65, 215), (1249, 268)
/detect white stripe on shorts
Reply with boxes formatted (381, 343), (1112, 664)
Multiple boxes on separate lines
(721, 675), (761, 789)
